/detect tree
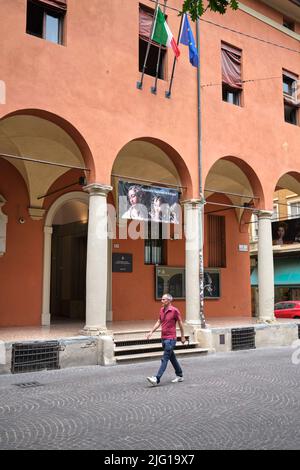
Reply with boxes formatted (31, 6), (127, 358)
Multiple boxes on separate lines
(182, 0), (238, 21)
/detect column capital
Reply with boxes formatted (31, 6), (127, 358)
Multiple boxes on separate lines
(29, 207), (46, 220)
(257, 209), (273, 219)
(81, 326), (110, 336)
(182, 197), (205, 207)
(84, 183), (112, 197)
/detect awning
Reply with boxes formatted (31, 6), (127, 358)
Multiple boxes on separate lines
(251, 257), (300, 286)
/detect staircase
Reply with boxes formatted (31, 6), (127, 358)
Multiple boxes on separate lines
(113, 329), (208, 363)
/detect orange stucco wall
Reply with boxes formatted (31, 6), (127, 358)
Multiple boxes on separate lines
(204, 202), (251, 318)
(112, 229), (186, 321)
(200, 1), (300, 208)
(1, 0), (300, 325)
(0, 159), (43, 326)
(1, 0), (300, 201)
(0, 162), (86, 327)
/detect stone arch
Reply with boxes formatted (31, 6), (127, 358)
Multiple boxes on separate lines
(111, 137), (194, 200)
(205, 155), (265, 224)
(0, 109), (96, 212)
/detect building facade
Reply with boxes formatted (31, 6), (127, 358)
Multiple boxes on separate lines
(1, 0), (300, 332)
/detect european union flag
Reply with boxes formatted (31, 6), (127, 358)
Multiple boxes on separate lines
(180, 14), (199, 67)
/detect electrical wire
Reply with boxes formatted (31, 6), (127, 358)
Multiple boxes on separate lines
(201, 75), (282, 88)
(148, 0), (300, 55)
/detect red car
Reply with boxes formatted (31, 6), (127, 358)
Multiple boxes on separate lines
(274, 301), (300, 319)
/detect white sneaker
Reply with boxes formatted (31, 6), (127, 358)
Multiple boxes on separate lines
(171, 376), (184, 383)
(147, 376), (158, 386)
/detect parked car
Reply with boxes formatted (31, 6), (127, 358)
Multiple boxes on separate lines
(274, 301), (300, 318)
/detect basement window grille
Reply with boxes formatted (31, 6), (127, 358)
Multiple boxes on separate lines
(11, 341), (60, 374)
(231, 327), (255, 351)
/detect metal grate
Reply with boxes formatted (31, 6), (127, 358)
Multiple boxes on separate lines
(298, 324), (300, 339)
(11, 341), (60, 374)
(231, 327), (255, 351)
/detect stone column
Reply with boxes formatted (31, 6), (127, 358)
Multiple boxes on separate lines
(257, 210), (275, 322)
(42, 226), (52, 326)
(84, 183), (112, 334)
(184, 199), (203, 325)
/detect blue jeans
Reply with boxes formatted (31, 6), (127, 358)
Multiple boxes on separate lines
(156, 339), (182, 383)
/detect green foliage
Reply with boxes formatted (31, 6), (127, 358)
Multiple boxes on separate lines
(182, 0), (239, 21)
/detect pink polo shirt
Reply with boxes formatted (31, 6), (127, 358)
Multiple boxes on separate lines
(159, 305), (181, 339)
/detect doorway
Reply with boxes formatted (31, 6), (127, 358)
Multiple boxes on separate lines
(49, 198), (88, 322)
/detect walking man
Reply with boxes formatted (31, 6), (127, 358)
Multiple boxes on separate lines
(146, 293), (186, 386)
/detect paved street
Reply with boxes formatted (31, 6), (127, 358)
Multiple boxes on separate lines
(0, 346), (299, 450)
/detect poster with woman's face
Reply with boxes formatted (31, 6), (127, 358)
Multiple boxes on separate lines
(272, 218), (300, 245)
(118, 180), (180, 223)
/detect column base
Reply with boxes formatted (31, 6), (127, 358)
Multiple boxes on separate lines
(185, 319), (206, 329)
(81, 326), (111, 336)
(257, 318), (276, 324)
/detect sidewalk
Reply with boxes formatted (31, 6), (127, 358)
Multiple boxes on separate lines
(0, 317), (299, 342)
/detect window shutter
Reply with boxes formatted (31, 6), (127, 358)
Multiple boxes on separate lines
(139, 5), (167, 49)
(221, 42), (242, 89)
(32, 0), (67, 11)
(208, 215), (226, 267)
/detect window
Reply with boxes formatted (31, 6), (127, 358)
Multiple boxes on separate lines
(283, 70), (299, 125)
(208, 215), (226, 268)
(139, 4), (166, 79)
(283, 17), (295, 31)
(288, 201), (300, 218)
(155, 266), (185, 299)
(251, 213), (259, 241)
(26, 0), (66, 45)
(221, 42), (242, 106)
(272, 204), (278, 220)
(144, 222), (165, 265)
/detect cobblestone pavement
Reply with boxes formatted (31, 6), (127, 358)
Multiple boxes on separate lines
(0, 347), (300, 450)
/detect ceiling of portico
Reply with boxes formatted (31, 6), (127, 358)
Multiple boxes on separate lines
(276, 174), (300, 195)
(112, 140), (181, 191)
(0, 115), (85, 208)
(53, 200), (88, 225)
(205, 159), (255, 221)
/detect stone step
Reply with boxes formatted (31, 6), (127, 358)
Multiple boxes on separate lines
(113, 329), (184, 341)
(114, 335), (191, 348)
(115, 341), (198, 354)
(115, 348), (209, 362)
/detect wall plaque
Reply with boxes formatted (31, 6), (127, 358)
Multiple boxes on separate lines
(112, 253), (133, 272)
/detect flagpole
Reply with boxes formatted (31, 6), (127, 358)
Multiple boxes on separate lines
(165, 14), (184, 99)
(151, 0), (168, 95)
(137, 0), (159, 90)
(196, 18), (206, 329)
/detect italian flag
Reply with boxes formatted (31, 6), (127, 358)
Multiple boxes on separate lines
(151, 6), (180, 58)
